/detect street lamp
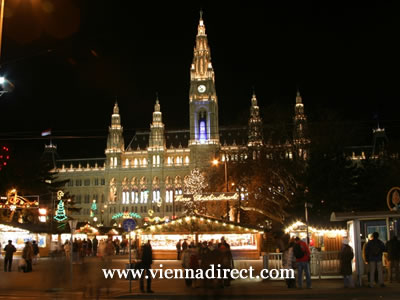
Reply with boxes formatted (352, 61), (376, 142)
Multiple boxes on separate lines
(212, 158), (230, 220)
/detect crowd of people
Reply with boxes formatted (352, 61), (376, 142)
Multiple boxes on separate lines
(177, 237), (234, 289)
(62, 237), (131, 263)
(281, 231), (400, 289)
(2, 240), (39, 273)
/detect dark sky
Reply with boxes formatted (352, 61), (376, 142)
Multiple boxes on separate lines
(0, 1), (399, 160)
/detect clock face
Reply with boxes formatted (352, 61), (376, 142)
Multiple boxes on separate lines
(197, 84), (206, 93)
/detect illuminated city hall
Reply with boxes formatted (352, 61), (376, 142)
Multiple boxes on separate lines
(54, 13), (308, 226)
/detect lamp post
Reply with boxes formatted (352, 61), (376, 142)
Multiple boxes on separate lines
(212, 158), (230, 220)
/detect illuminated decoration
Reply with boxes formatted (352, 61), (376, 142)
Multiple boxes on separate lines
(0, 145), (10, 171)
(54, 190), (68, 222)
(0, 189), (39, 209)
(144, 216), (168, 223)
(387, 187), (400, 211)
(54, 200), (67, 222)
(111, 211), (142, 220)
(175, 193), (239, 202)
(90, 199), (97, 217)
(0, 189), (39, 222)
(284, 220), (347, 237)
(147, 209), (154, 216)
(183, 168), (207, 195)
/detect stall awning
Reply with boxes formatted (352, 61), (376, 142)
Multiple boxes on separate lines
(331, 211), (400, 222)
(134, 214), (263, 234)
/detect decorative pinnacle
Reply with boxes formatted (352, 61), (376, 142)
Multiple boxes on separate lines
(154, 93), (160, 112)
(113, 99), (119, 114)
(200, 9), (203, 20)
(296, 89), (302, 104)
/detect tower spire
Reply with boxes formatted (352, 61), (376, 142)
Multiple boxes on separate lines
(248, 90), (263, 148)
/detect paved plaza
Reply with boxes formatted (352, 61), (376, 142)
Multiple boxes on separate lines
(0, 256), (400, 299)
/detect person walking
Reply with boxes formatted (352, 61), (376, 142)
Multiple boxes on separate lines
(32, 241), (39, 265)
(365, 232), (386, 287)
(283, 238), (296, 288)
(176, 240), (182, 260)
(92, 236), (98, 257)
(339, 238), (354, 288)
(140, 240), (154, 293)
(87, 238), (93, 256)
(294, 237), (311, 289)
(64, 240), (71, 261)
(3, 240), (16, 272)
(22, 241), (34, 272)
(386, 236), (400, 283)
(218, 237), (233, 287)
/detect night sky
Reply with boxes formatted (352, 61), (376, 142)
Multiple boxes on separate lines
(0, 1), (399, 160)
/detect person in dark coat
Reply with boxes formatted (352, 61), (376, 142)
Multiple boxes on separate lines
(92, 237), (98, 257)
(365, 232), (386, 287)
(140, 240), (154, 293)
(176, 240), (182, 260)
(386, 236), (400, 283)
(339, 238), (354, 288)
(3, 240), (16, 272)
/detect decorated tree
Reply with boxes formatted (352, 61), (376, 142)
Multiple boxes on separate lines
(183, 168), (208, 214)
(54, 199), (67, 222)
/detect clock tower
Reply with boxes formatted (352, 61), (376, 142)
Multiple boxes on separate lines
(189, 11), (220, 167)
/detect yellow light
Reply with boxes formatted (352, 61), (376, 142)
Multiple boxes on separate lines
(207, 219), (211, 223)
(192, 216), (196, 220)
(178, 219), (183, 223)
(38, 216), (46, 223)
(38, 208), (47, 215)
(150, 226), (156, 231)
(230, 224), (234, 228)
(185, 217), (190, 222)
(223, 223), (226, 226)
(200, 218), (204, 221)
(212, 159), (219, 166)
(171, 221), (176, 225)
(215, 220), (219, 224)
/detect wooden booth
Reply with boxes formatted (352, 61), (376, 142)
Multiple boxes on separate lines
(284, 221), (347, 251)
(132, 214), (263, 260)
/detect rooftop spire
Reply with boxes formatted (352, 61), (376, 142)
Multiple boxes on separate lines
(113, 101), (119, 114)
(197, 9), (206, 36)
(296, 89), (302, 104)
(154, 92), (160, 112)
(251, 88), (258, 107)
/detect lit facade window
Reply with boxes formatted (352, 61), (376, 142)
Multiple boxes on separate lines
(125, 158), (129, 167)
(122, 191), (130, 204)
(166, 189), (173, 203)
(131, 189), (139, 204)
(134, 158), (138, 167)
(184, 156), (189, 165)
(152, 189), (160, 203)
(140, 189), (149, 203)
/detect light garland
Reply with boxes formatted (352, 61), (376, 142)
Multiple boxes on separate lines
(111, 211), (142, 220)
(284, 220), (347, 237)
(135, 214), (262, 234)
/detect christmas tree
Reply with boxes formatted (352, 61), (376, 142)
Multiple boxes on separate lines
(183, 168), (208, 214)
(54, 200), (67, 222)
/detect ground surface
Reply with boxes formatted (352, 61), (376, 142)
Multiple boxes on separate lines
(0, 256), (399, 299)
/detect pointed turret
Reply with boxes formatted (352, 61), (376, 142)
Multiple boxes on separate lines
(189, 10), (220, 167)
(293, 89), (310, 159)
(248, 90), (263, 148)
(105, 101), (124, 168)
(149, 94), (165, 149)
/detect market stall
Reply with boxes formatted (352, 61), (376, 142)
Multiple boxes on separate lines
(284, 220), (347, 251)
(133, 214), (263, 259)
(0, 223), (48, 256)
